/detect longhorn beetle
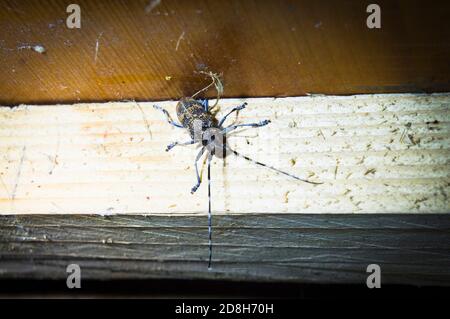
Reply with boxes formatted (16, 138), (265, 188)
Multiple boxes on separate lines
(154, 74), (322, 269)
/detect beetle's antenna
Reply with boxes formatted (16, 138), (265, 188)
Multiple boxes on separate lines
(192, 71), (223, 109)
(225, 146), (323, 185)
(191, 78), (214, 98)
(207, 153), (213, 270)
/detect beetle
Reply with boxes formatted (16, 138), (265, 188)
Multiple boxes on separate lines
(154, 77), (322, 269)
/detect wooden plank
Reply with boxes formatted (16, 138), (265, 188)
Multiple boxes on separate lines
(1, 0), (450, 105)
(0, 94), (449, 215)
(0, 214), (449, 285)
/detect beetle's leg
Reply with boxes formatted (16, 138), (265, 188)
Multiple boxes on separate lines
(153, 104), (184, 128)
(204, 98), (220, 114)
(191, 146), (206, 194)
(166, 139), (195, 152)
(221, 119), (271, 134)
(218, 102), (247, 127)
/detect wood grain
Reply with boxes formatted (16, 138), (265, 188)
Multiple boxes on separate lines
(1, 0), (450, 105)
(1, 94), (449, 215)
(0, 214), (449, 285)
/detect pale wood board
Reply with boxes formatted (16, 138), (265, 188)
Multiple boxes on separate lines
(0, 94), (449, 215)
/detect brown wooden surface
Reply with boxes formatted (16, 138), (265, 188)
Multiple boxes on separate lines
(1, 0), (450, 105)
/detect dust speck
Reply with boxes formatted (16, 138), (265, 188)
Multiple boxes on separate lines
(364, 168), (376, 176)
(284, 191), (290, 203)
(18, 44), (46, 54)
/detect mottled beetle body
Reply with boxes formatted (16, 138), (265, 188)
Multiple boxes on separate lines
(176, 98), (216, 138)
(154, 78), (322, 270)
(176, 97), (226, 158)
